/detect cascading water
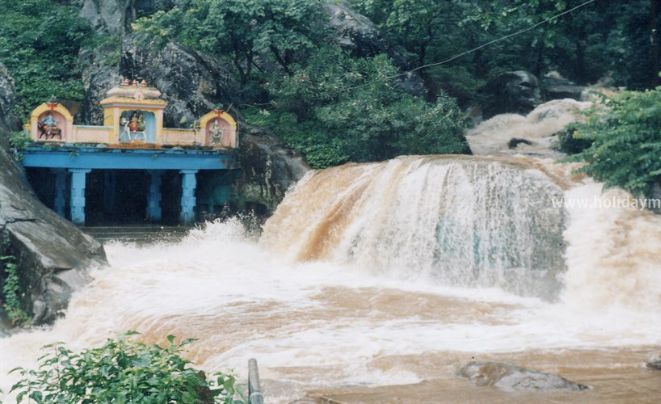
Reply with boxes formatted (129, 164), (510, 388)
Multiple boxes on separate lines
(262, 155), (570, 300)
(1, 155), (660, 402)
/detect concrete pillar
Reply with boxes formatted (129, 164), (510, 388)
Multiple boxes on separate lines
(52, 169), (67, 217)
(180, 169), (198, 224)
(69, 169), (91, 225)
(103, 171), (117, 214)
(146, 170), (163, 222)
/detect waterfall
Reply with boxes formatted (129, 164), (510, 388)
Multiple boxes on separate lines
(1, 155), (660, 402)
(262, 155), (570, 300)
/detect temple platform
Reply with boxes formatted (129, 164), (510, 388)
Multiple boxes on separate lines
(21, 80), (240, 226)
(23, 145), (238, 226)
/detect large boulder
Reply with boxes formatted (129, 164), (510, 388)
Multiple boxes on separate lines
(481, 71), (542, 118)
(237, 126), (310, 213)
(77, 46), (123, 125)
(647, 356), (661, 371)
(0, 149), (106, 325)
(541, 71), (586, 101)
(119, 35), (239, 128)
(460, 361), (589, 393)
(323, 1), (426, 97)
(324, 1), (385, 57)
(79, 0), (168, 35)
(78, 34), (239, 127)
(80, 0), (133, 34)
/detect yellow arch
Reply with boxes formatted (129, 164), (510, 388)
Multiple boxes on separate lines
(198, 109), (237, 130)
(29, 103), (75, 142)
(30, 103), (74, 124)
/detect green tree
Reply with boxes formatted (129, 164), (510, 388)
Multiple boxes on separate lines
(249, 47), (469, 168)
(352, 0), (661, 104)
(134, 0), (330, 83)
(0, 0), (92, 119)
(570, 86), (661, 197)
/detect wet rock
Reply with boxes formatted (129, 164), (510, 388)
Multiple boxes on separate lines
(0, 148), (106, 325)
(466, 98), (591, 158)
(481, 71), (542, 118)
(542, 71), (586, 101)
(647, 356), (661, 370)
(80, 0), (131, 34)
(237, 125), (310, 214)
(324, 1), (385, 56)
(460, 361), (589, 393)
(508, 138), (533, 149)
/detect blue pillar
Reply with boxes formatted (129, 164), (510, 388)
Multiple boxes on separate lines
(69, 169), (91, 225)
(180, 169), (198, 224)
(146, 170), (163, 222)
(103, 171), (117, 214)
(51, 169), (67, 217)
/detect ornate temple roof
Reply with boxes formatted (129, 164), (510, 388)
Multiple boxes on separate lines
(104, 79), (164, 103)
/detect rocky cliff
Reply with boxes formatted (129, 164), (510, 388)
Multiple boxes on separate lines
(0, 66), (106, 328)
(0, 148), (106, 325)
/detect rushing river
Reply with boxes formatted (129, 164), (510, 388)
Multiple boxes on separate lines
(1, 155), (660, 403)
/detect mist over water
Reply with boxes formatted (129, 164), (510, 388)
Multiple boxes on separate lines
(1, 155), (660, 402)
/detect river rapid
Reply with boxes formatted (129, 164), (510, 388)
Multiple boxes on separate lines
(1, 155), (660, 403)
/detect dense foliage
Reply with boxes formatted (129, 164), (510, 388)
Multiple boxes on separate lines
(0, 0), (659, 171)
(246, 48), (469, 167)
(352, 0), (661, 103)
(569, 86), (661, 197)
(9, 333), (243, 403)
(0, 0), (92, 118)
(134, 0), (330, 85)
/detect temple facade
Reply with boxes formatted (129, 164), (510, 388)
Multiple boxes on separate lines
(22, 80), (239, 226)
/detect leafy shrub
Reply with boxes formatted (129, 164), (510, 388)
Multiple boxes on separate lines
(1, 255), (30, 327)
(10, 333), (244, 403)
(570, 87), (661, 197)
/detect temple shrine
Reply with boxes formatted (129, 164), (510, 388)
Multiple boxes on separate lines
(22, 80), (239, 225)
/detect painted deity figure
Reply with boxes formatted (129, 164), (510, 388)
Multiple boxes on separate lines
(38, 113), (62, 140)
(209, 119), (224, 145)
(120, 112), (146, 143)
(129, 115), (140, 132)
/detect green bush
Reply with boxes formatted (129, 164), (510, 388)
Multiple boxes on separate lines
(9, 333), (244, 403)
(570, 86), (661, 197)
(1, 255), (30, 327)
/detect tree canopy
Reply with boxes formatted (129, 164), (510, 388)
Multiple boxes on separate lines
(1, 0), (659, 171)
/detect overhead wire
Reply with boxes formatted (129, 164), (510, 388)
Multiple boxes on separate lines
(343, 0), (597, 92)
